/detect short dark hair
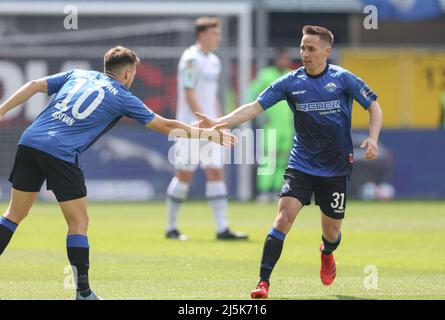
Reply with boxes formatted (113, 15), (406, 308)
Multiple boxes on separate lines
(104, 46), (140, 73)
(195, 16), (220, 37)
(302, 25), (334, 46)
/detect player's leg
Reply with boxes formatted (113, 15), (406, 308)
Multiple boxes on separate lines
(165, 169), (194, 240)
(58, 197), (98, 299)
(58, 196), (97, 299)
(205, 167), (228, 232)
(315, 175), (349, 286)
(202, 141), (247, 240)
(0, 189), (38, 255)
(165, 138), (196, 240)
(204, 167), (248, 240)
(321, 212), (343, 248)
(39, 150), (98, 300)
(251, 197), (304, 299)
(263, 196), (303, 273)
(318, 213), (342, 286)
(1, 145), (45, 256)
(251, 169), (313, 298)
(262, 197), (304, 278)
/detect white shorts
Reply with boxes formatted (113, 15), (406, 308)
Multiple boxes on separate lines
(171, 138), (225, 171)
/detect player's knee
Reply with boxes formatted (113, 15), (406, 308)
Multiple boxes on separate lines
(176, 171), (193, 183)
(205, 168), (224, 181)
(274, 209), (295, 233)
(323, 225), (341, 242)
(67, 216), (89, 234)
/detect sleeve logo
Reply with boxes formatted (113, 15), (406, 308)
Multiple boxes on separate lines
(360, 86), (373, 100)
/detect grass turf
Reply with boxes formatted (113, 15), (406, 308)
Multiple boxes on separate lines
(0, 200), (444, 300)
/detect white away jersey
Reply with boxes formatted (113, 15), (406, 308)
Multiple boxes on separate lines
(176, 45), (221, 123)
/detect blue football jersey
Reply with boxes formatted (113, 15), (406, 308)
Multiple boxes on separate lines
(19, 69), (155, 164)
(257, 64), (377, 177)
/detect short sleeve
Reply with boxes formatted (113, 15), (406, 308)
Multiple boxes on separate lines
(46, 70), (74, 96)
(182, 58), (198, 89)
(122, 95), (156, 125)
(344, 72), (377, 110)
(257, 74), (289, 110)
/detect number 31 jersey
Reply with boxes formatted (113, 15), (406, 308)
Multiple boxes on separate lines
(257, 64), (377, 177)
(19, 69), (155, 164)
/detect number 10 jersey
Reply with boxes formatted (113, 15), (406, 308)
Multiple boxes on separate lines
(19, 69), (155, 164)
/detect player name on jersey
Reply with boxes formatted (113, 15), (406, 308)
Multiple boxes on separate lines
(52, 111), (76, 126)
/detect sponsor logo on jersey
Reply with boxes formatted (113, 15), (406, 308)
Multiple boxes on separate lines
(292, 90), (306, 95)
(324, 82), (337, 92)
(295, 100), (341, 112)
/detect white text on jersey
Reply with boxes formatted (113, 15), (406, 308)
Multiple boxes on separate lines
(52, 111), (76, 126)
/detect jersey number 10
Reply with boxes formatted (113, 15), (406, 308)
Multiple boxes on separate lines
(55, 78), (105, 120)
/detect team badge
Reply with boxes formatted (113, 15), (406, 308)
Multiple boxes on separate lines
(324, 82), (337, 93)
(281, 183), (291, 194)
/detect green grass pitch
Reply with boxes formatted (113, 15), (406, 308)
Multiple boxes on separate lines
(0, 200), (444, 300)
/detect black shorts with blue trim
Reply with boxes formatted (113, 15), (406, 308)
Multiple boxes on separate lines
(8, 145), (87, 202)
(278, 168), (349, 219)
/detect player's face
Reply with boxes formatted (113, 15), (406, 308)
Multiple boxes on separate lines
(201, 27), (221, 52)
(300, 34), (331, 74)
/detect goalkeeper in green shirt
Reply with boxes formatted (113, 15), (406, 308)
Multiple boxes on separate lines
(249, 48), (295, 202)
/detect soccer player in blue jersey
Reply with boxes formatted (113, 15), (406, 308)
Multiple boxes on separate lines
(0, 46), (235, 300)
(196, 26), (383, 298)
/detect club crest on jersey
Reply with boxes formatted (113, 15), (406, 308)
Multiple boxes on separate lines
(324, 82), (337, 93)
(281, 183), (291, 194)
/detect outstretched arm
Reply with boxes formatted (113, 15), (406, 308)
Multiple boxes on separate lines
(0, 78), (48, 121)
(196, 100), (264, 128)
(360, 101), (383, 160)
(146, 114), (236, 147)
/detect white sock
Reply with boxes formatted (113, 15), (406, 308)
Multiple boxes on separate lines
(206, 181), (229, 233)
(166, 177), (190, 232)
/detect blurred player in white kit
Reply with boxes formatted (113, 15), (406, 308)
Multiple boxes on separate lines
(165, 17), (248, 241)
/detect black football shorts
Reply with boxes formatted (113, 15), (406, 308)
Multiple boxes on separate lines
(278, 168), (349, 219)
(8, 145), (87, 202)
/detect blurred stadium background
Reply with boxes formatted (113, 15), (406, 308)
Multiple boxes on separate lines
(0, 0), (445, 202)
(0, 0), (444, 300)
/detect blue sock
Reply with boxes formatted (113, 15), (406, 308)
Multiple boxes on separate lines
(0, 217), (18, 256)
(66, 234), (91, 297)
(259, 228), (286, 282)
(322, 232), (342, 255)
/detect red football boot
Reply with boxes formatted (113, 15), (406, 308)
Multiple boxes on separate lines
(250, 280), (269, 299)
(320, 243), (336, 286)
